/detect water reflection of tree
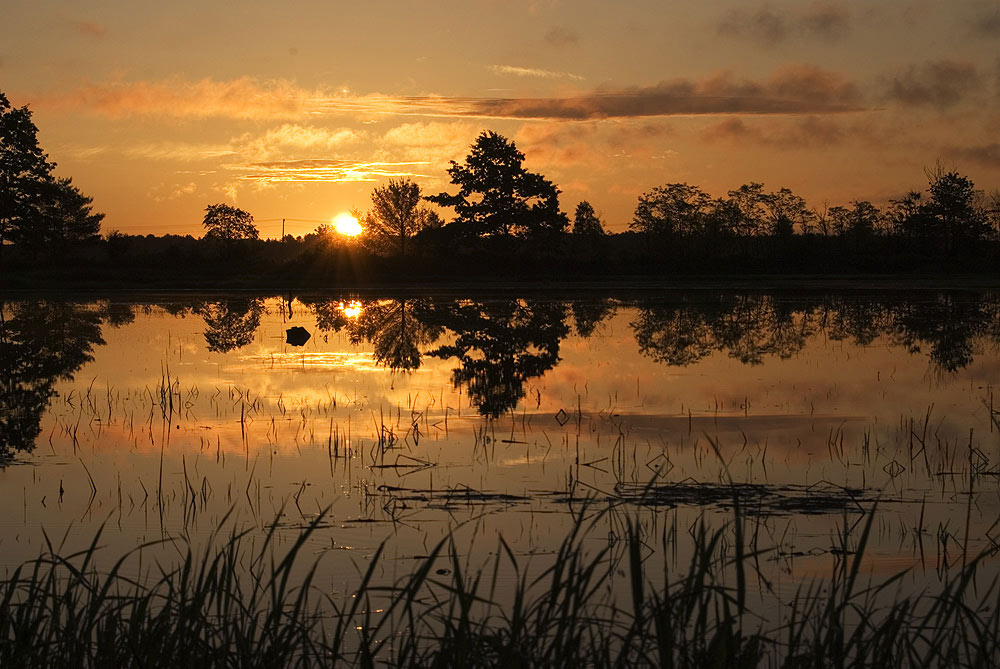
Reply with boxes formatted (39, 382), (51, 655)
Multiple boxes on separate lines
(570, 299), (616, 338)
(198, 299), (264, 353)
(424, 300), (569, 417)
(309, 299), (351, 334)
(303, 297), (443, 371)
(630, 293), (1000, 374)
(632, 306), (716, 366)
(632, 296), (816, 366)
(889, 295), (998, 373)
(351, 299), (441, 371)
(0, 301), (106, 457)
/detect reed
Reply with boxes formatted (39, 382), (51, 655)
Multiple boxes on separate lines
(1, 504), (999, 668)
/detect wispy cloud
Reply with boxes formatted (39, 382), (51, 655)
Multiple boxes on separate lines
(951, 142), (1000, 167)
(717, 3), (850, 44)
(148, 181), (198, 202)
(469, 65), (861, 119)
(236, 124), (365, 161)
(68, 19), (108, 39)
(490, 64), (584, 81)
(37, 67), (863, 122)
(884, 60), (982, 108)
(226, 159), (433, 184)
(543, 27), (579, 48)
(701, 117), (846, 147)
(969, 5), (1000, 37)
(125, 142), (235, 161)
(38, 77), (323, 120)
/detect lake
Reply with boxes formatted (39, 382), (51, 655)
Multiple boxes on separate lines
(2, 288), (999, 611)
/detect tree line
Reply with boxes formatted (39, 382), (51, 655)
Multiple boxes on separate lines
(3, 87), (999, 283)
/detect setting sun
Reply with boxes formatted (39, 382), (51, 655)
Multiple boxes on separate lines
(332, 213), (362, 237)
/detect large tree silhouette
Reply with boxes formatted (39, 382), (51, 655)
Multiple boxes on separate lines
(202, 204), (258, 241)
(1, 92), (103, 258)
(427, 131), (567, 238)
(1, 92), (51, 256)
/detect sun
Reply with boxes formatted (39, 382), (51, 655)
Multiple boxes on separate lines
(332, 212), (363, 237)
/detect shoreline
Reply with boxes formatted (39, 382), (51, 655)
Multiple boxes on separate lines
(3, 273), (1000, 297)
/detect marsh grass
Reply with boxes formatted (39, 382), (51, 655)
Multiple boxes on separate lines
(2, 504), (1000, 668)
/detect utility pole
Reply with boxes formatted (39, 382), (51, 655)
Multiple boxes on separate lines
(281, 218), (285, 240)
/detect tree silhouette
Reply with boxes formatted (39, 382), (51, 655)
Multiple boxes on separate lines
(725, 183), (769, 236)
(764, 187), (813, 236)
(0, 301), (106, 457)
(630, 183), (713, 237)
(198, 299), (263, 352)
(1, 92), (53, 258)
(14, 176), (103, 251)
(427, 131), (567, 238)
(363, 178), (436, 256)
(202, 204), (258, 241)
(926, 171), (988, 248)
(2, 92), (103, 260)
(572, 201), (605, 235)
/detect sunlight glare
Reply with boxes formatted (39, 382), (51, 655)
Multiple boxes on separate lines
(340, 300), (362, 318)
(333, 213), (363, 237)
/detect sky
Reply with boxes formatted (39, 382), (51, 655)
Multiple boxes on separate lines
(3, 0), (1000, 237)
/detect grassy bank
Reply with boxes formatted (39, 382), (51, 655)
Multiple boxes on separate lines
(1, 506), (998, 668)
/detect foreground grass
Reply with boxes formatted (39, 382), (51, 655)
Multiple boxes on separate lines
(1, 506), (998, 668)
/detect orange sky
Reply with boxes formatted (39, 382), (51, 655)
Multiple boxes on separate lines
(3, 1), (999, 236)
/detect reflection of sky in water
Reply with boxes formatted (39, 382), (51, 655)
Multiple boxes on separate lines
(1, 295), (999, 600)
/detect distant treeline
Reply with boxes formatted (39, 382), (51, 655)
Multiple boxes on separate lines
(3, 100), (999, 286)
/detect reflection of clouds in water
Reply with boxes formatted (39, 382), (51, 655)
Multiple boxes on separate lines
(237, 351), (389, 373)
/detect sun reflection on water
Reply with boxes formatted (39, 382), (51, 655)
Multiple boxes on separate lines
(341, 300), (362, 318)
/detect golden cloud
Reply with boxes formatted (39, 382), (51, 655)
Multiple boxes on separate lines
(39, 67), (864, 122)
(226, 159), (433, 184)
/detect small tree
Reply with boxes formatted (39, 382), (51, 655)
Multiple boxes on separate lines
(572, 201), (605, 235)
(365, 178), (435, 256)
(427, 131), (567, 238)
(202, 203), (258, 241)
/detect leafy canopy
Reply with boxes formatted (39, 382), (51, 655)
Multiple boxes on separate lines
(427, 131), (567, 238)
(202, 203), (258, 241)
(364, 178), (437, 256)
(572, 201), (605, 235)
(1, 91), (102, 249)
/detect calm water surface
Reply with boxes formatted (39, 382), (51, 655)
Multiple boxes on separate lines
(2, 289), (999, 603)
